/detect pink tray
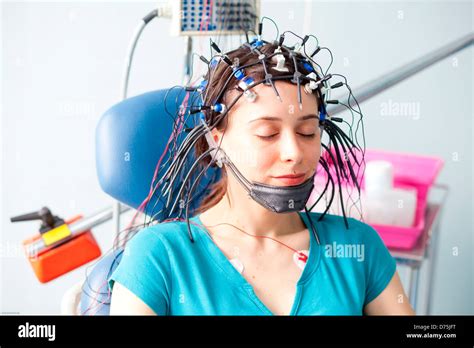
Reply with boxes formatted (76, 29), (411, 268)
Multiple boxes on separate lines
(319, 148), (444, 250)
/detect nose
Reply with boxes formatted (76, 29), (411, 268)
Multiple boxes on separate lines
(278, 130), (305, 164)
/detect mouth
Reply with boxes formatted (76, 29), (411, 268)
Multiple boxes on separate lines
(272, 173), (307, 186)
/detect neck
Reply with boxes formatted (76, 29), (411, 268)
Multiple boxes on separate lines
(201, 180), (306, 239)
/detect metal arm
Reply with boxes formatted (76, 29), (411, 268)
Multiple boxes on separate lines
(25, 205), (131, 257)
(327, 32), (474, 115)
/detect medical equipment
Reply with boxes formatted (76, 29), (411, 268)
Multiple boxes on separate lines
(11, 207), (101, 283)
(141, 37), (363, 244)
(10, 205), (131, 283)
(168, 0), (260, 36)
(103, 0), (365, 246)
(114, 0), (261, 238)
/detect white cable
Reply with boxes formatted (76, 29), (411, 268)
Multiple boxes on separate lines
(121, 3), (172, 99)
(121, 20), (147, 99)
(114, 4), (170, 237)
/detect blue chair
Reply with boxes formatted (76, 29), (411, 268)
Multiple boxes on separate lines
(79, 88), (221, 315)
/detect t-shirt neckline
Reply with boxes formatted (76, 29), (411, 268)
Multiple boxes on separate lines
(190, 211), (322, 314)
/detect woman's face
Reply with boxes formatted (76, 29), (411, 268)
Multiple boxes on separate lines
(212, 81), (321, 187)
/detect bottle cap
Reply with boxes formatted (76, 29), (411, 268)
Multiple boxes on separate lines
(365, 160), (394, 191)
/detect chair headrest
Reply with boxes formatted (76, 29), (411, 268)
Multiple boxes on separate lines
(95, 88), (221, 218)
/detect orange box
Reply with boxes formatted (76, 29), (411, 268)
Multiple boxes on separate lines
(22, 215), (102, 283)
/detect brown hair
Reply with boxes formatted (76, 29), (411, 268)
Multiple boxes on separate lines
(194, 42), (321, 215)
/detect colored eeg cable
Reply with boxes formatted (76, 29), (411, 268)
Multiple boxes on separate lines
(81, 7), (218, 315)
(81, 16), (367, 315)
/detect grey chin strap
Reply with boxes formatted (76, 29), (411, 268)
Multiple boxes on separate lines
(248, 176), (316, 213)
(217, 152), (254, 195)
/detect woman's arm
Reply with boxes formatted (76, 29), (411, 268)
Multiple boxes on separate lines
(364, 271), (416, 315)
(109, 282), (157, 315)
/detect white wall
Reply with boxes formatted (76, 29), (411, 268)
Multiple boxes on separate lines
(1, 0), (472, 314)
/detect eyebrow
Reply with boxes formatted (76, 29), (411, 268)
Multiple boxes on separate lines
(248, 114), (318, 124)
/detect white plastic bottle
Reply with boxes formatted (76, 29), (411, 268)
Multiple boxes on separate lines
(362, 160), (417, 227)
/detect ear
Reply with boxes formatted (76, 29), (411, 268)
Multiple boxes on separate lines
(211, 128), (222, 145)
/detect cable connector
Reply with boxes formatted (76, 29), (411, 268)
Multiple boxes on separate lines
(211, 103), (227, 114)
(302, 62), (314, 73)
(156, 1), (173, 18)
(329, 116), (343, 123)
(197, 79), (207, 93)
(237, 76), (257, 102)
(271, 47), (289, 72)
(310, 46), (321, 58)
(233, 67), (246, 80)
(304, 72), (319, 94)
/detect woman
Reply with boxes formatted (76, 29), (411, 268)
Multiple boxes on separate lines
(107, 37), (415, 316)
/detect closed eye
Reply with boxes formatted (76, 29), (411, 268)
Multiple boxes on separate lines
(256, 133), (317, 140)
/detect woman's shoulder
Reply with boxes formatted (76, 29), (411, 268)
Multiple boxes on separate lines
(308, 211), (396, 289)
(124, 218), (199, 252)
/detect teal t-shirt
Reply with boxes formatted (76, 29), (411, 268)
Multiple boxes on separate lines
(107, 211), (396, 315)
